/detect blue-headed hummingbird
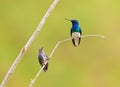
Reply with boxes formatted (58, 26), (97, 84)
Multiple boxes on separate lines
(65, 18), (82, 47)
(38, 47), (49, 72)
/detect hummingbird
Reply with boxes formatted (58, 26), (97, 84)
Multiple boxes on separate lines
(38, 47), (49, 72)
(65, 18), (82, 47)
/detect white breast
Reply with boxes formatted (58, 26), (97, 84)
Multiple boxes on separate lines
(72, 32), (80, 38)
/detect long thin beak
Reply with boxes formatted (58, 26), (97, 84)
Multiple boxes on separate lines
(65, 18), (71, 21)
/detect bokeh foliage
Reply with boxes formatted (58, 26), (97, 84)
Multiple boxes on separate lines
(0, 0), (120, 87)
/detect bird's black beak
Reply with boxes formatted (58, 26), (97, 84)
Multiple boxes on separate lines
(65, 18), (71, 21)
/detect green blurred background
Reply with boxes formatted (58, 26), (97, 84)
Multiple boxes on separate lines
(0, 0), (120, 87)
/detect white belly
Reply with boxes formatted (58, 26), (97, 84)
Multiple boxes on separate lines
(72, 32), (81, 46)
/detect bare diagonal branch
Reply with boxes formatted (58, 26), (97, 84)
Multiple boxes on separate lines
(29, 34), (105, 87)
(29, 38), (71, 87)
(29, 64), (46, 87)
(0, 0), (59, 87)
(49, 38), (72, 58)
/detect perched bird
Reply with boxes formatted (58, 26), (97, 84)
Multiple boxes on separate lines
(65, 18), (82, 47)
(38, 47), (49, 72)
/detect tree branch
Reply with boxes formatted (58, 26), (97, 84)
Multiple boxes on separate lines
(29, 38), (71, 87)
(29, 34), (105, 87)
(81, 34), (105, 38)
(0, 0), (59, 87)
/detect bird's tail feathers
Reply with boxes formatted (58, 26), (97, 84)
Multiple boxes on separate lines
(72, 37), (81, 47)
(43, 62), (48, 72)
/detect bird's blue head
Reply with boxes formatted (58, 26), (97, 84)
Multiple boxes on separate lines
(65, 18), (79, 25)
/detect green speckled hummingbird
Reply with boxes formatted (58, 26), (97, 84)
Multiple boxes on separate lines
(65, 18), (82, 47)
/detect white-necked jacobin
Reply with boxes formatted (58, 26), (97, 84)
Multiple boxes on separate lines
(38, 47), (49, 72)
(65, 18), (82, 47)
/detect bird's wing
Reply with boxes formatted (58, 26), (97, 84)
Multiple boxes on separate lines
(38, 54), (45, 65)
(79, 27), (82, 34)
(42, 52), (48, 60)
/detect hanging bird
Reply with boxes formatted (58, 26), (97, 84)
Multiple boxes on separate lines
(38, 47), (49, 72)
(65, 18), (82, 47)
